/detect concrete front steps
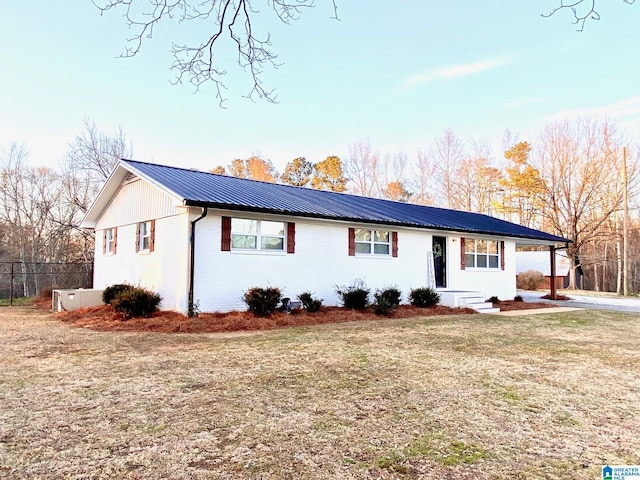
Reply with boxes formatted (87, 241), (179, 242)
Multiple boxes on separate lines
(436, 289), (500, 314)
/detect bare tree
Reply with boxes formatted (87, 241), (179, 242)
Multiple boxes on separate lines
(95, 0), (338, 104)
(410, 150), (436, 206)
(542, 0), (635, 31)
(535, 117), (626, 289)
(0, 144), (89, 294)
(344, 139), (381, 197)
(432, 129), (465, 209)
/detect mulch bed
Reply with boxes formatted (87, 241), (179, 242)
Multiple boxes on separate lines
(46, 298), (557, 334)
(52, 304), (475, 333)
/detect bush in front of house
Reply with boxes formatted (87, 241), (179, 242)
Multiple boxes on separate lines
(516, 270), (544, 290)
(243, 287), (282, 317)
(297, 292), (323, 313)
(409, 287), (440, 308)
(102, 283), (133, 305)
(373, 286), (402, 315)
(335, 280), (370, 310)
(111, 286), (162, 319)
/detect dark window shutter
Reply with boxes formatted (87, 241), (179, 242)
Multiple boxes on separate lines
(102, 230), (107, 255)
(460, 237), (466, 270)
(500, 240), (505, 270)
(392, 231), (398, 257)
(113, 227), (118, 254)
(135, 223), (141, 253)
(221, 216), (231, 251)
(348, 228), (355, 256)
(287, 222), (295, 254)
(149, 220), (156, 252)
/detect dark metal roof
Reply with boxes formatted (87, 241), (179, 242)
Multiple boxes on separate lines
(122, 159), (569, 244)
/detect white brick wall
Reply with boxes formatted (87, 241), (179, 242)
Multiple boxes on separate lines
(93, 182), (519, 314)
(93, 179), (190, 312)
(447, 236), (517, 301)
(193, 213), (435, 312)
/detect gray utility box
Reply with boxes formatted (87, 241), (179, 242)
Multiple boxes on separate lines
(52, 289), (104, 312)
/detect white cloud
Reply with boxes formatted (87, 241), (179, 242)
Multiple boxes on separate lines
(547, 96), (640, 121)
(401, 56), (518, 91)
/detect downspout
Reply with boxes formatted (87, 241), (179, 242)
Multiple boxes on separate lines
(549, 245), (557, 300)
(188, 207), (208, 316)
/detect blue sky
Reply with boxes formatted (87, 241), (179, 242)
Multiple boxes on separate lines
(1, 1), (638, 173)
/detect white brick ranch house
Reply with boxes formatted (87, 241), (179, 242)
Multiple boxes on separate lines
(81, 160), (570, 314)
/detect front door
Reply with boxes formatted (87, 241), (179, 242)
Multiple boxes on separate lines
(432, 236), (447, 288)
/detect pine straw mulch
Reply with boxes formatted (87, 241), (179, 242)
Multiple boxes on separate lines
(47, 299), (554, 334)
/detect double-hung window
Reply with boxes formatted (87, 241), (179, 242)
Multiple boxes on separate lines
(355, 229), (390, 255)
(463, 239), (499, 269)
(231, 218), (285, 251)
(348, 228), (397, 257)
(103, 227), (117, 255)
(136, 220), (155, 252)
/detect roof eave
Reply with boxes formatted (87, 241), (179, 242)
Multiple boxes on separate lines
(183, 200), (571, 245)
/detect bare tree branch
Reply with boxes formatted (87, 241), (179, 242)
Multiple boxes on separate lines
(94, 0), (339, 105)
(542, 0), (635, 31)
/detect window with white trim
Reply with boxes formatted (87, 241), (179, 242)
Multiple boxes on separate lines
(231, 218), (285, 251)
(464, 239), (499, 269)
(136, 220), (155, 252)
(105, 228), (116, 254)
(355, 229), (390, 255)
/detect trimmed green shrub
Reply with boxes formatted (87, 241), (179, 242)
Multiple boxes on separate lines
(243, 287), (282, 317)
(335, 281), (370, 310)
(486, 296), (500, 304)
(297, 292), (323, 313)
(409, 287), (440, 308)
(111, 287), (162, 319)
(102, 283), (133, 305)
(513, 295), (524, 302)
(373, 286), (402, 315)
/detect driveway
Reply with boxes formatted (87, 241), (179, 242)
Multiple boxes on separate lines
(520, 290), (640, 313)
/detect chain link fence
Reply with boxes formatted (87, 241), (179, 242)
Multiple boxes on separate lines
(0, 262), (93, 305)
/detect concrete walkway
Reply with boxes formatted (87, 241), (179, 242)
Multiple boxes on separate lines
(519, 290), (640, 313)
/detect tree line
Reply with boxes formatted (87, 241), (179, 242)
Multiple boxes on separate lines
(2, 115), (639, 295)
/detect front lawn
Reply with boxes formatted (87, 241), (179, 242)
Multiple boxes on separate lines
(0, 306), (638, 479)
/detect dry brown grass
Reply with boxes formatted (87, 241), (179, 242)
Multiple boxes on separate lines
(1, 306), (638, 479)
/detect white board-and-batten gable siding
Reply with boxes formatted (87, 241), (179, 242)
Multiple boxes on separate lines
(93, 176), (191, 312)
(95, 176), (184, 229)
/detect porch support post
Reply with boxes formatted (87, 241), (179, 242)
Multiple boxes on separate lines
(549, 245), (557, 300)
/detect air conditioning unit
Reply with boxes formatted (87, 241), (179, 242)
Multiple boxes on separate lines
(52, 289), (104, 312)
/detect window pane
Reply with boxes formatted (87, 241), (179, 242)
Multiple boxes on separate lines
(374, 244), (390, 255)
(488, 241), (498, 254)
(374, 230), (389, 242)
(261, 236), (284, 250)
(355, 243), (371, 254)
(465, 253), (475, 268)
(477, 255), (487, 268)
(232, 234), (257, 249)
(464, 239), (475, 253)
(355, 229), (371, 242)
(261, 221), (284, 236)
(489, 255), (499, 268)
(232, 218), (257, 235)
(476, 240), (487, 253)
